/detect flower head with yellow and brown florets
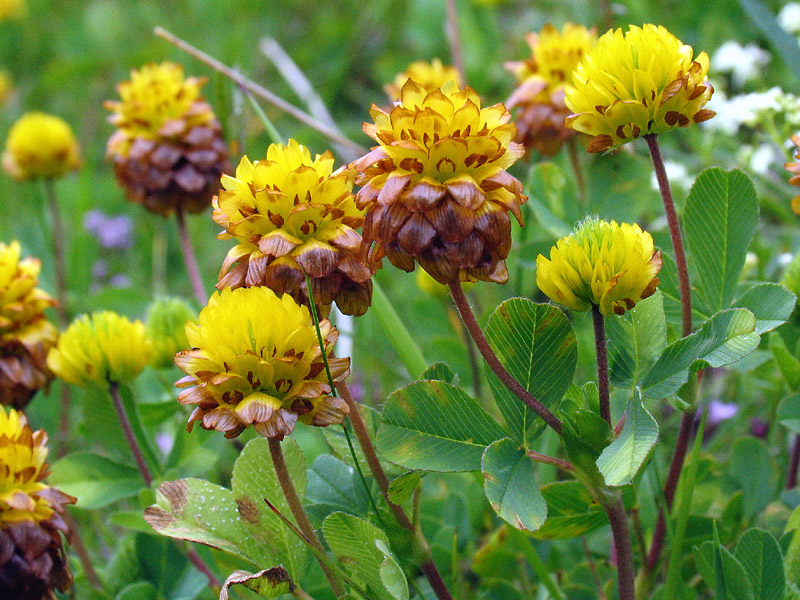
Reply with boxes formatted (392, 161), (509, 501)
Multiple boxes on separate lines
(0, 242), (58, 409)
(174, 286), (349, 440)
(353, 80), (527, 284)
(213, 140), (376, 316)
(506, 23), (597, 156)
(385, 58), (462, 101)
(536, 217), (661, 316)
(105, 61), (230, 216)
(564, 24), (715, 153)
(0, 408), (75, 600)
(2, 113), (80, 181)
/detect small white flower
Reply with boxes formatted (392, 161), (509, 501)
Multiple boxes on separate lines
(779, 252), (795, 267)
(711, 40), (771, 87)
(779, 2), (800, 34)
(704, 87), (784, 134)
(749, 143), (778, 175)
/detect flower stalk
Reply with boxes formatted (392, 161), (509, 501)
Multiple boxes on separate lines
(449, 281), (562, 433)
(175, 207), (207, 306)
(109, 382), (153, 487)
(592, 305), (612, 426)
(268, 437), (346, 599)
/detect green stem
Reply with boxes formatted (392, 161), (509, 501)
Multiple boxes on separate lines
(152, 219), (167, 297)
(240, 83), (285, 146)
(662, 409), (707, 600)
(372, 280), (428, 378)
(568, 137), (588, 208)
(268, 438), (346, 599)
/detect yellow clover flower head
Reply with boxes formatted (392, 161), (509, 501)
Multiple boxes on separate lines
(385, 59), (462, 101)
(0, 0), (25, 20)
(564, 24), (715, 153)
(0, 408), (75, 599)
(146, 297), (196, 370)
(536, 217), (662, 316)
(214, 140), (376, 316)
(2, 112), (80, 180)
(174, 286), (350, 440)
(506, 23), (597, 156)
(353, 80), (527, 284)
(0, 241), (58, 409)
(105, 61), (230, 217)
(47, 311), (152, 387)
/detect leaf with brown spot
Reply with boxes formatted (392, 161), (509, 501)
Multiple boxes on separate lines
(219, 567), (294, 599)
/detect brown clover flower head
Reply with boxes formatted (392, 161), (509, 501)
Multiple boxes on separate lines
(0, 408), (75, 600)
(105, 61), (231, 217)
(353, 80), (527, 284)
(0, 242), (58, 409)
(505, 23), (597, 156)
(213, 140), (376, 316)
(175, 286), (350, 440)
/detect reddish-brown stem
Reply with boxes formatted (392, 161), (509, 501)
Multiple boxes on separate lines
(449, 282), (562, 433)
(604, 497), (636, 600)
(268, 437), (346, 599)
(109, 382), (153, 487)
(645, 134), (692, 338)
(175, 207), (207, 307)
(644, 134), (698, 577)
(527, 451), (574, 473)
(184, 545), (221, 589)
(645, 411), (694, 570)
(592, 305), (612, 426)
(336, 380), (454, 600)
(64, 513), (101, 589)
(444, 0), (465, 83)
(788, 434), (800, 489)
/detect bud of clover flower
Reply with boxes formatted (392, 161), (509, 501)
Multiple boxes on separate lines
(47, 311), (152, 387)
(146, 297), (196, 371)
(385, 59), (462, 101)
(174, 286), (349, 440)
(2, 112), (80, 180)
(353, 80), (527, 285)
(105, 61), (231, 217)
(213, 140), (376, 316)
(0, 241), (58, 408)
(564, 24), (715, 153)
(536, 218), (662, 316)
(506, 23), (597, 156)
(0, 408), (75, 600)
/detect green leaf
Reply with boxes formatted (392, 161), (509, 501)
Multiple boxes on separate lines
(387, 471), (423, 505)
(323, 512), (408, 600)
(778, 395), (800, 435)
(727, 438), (778, 518)
(606, 291), (667, 389)
(684, 168), (758, 314)
(324, 404), (381, 475)
(531, 481), (608, 540)
(305, 454), (369, 520)
(642, 309), (760, 398)
(484, 299), (577, 446)
(734, 529), (785, 600)
(49, 452), (142, 509)
(596, 396), (658, 487)
(219, 568), (294, 599)
(558, 400), (614, 491)
(418, 362), (459, 384)
(143, 438), (308, 579)
(735, 284), (796, 334)
(693, 537), (755, 600)
(771, 335), (800, 392)
(481, 438), (547, 531)
(116, 581), (156, 600)
(738, 0), (800, 86)
(376, 539), (410, 600)
(110, 511), (154, 535)
(376, 380), (507, 472)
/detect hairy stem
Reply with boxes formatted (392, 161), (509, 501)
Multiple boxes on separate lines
(109, 382), (153, 487)
(527, 451), (574, 473)
(336, 380), (454, 600)
(592, 305), (612, 426)
(175, 207), (207, 307)
(604, 497), (636, 600)
(448, 281), (562, 433)
(154, 27), (366, 158)
(268, 437), (346, 599)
